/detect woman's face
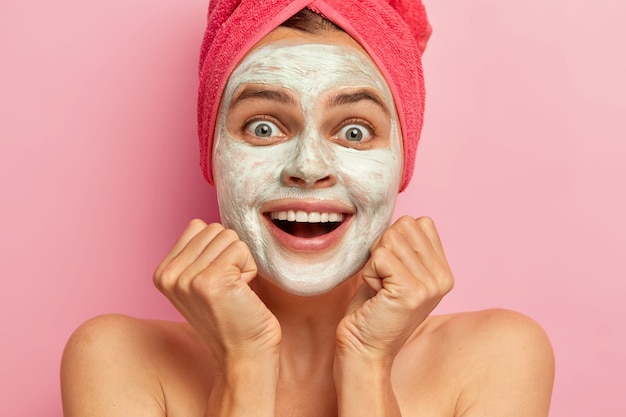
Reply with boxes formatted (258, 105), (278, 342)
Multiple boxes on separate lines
(212, 28), (403, 296)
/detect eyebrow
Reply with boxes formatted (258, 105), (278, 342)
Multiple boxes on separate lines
(229, 85), (299, 109)
(326, 89), (390, 115)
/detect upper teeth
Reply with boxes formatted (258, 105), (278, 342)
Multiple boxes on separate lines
(270, 210), (344, 223)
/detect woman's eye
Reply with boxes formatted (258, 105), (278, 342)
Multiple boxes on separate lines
(245, 120), (283, 138)
(336, 124), (372, 142)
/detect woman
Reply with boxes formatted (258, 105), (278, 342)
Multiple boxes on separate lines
(61, 2), (554, 416)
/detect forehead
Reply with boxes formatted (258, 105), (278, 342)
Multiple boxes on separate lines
(222, 30), (394, 107)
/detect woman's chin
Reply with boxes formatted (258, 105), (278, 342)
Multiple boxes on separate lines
(255, 261), (361, 297)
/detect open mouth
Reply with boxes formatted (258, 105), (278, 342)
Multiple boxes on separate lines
(269, 210), (345, 238)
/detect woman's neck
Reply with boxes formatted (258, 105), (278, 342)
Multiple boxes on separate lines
(251, 273), (361, 372)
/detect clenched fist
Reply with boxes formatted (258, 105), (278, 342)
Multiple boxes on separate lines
(153, 220), (281, 367)
(336, 216), (455, 365)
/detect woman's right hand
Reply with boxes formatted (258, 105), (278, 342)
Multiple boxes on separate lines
(153, 219), (282, 367)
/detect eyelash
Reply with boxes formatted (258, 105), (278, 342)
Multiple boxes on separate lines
(240, 115), (378, 145)
(242, 115), (286, 136)
(335, 118), (376, 139)
(340, 118), (375, 132)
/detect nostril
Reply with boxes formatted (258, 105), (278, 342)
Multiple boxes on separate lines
(283, 174), (335, 189)
(316, 175), (333, 185)
(287, 176), (306, 186)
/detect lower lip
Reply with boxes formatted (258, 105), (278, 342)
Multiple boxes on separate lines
(264, 215), (352, 252)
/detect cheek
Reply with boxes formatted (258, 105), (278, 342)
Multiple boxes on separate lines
(335, 148), (402, 206)
(213, 135), (285, 206)
(215, 142), (254, 196)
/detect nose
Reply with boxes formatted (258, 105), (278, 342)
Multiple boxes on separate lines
(280, 133), (337, 189)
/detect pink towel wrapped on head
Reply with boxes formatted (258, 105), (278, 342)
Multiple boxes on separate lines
(198, 0), (431, 192)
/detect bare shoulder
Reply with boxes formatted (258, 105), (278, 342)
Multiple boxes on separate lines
(61, 314), (212, 417)
(431, 308), (554, 354)
(402, 309), (555, 417)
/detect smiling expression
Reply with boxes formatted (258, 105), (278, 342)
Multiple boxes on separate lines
(212, 31), (403, 296)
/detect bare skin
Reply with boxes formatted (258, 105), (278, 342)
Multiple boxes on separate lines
(61, 27), (554, 417)
(61, 219), (554, 417)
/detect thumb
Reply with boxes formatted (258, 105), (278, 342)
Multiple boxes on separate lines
(345, 282), (376, 316)
(238, 248), (258, 284)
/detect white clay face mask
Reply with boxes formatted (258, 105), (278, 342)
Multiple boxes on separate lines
(212, 41), (403, 296)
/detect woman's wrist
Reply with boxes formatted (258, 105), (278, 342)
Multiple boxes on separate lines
(334, 352), (393, 390)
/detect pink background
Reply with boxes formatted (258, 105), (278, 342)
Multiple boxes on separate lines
(1, 0), (624, 415)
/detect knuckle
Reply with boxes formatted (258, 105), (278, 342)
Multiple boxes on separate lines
(206, 222), (225, 234)
(430, 262), (454, 291)
(154, 264), (179, 292)
(192, 266), (235, 296)
(370, 245), (390, 262)
(391, 216), (414, 233)
(230, 239), (248, 252)
(188, 218), (208, 231)
(397, 215), (416, 225)
(378, 229), (400, 248)
(189, 271), (210, 294)
(220, 227), (240, 242)
(416, 216), (435, 229)
(226, 240), (252, 262)
(404, 282), (430, 309)
(441, 273), (455, 293)
(152, 264), (165, 287)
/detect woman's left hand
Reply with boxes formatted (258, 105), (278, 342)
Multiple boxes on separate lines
(335, 216), (455, 366)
